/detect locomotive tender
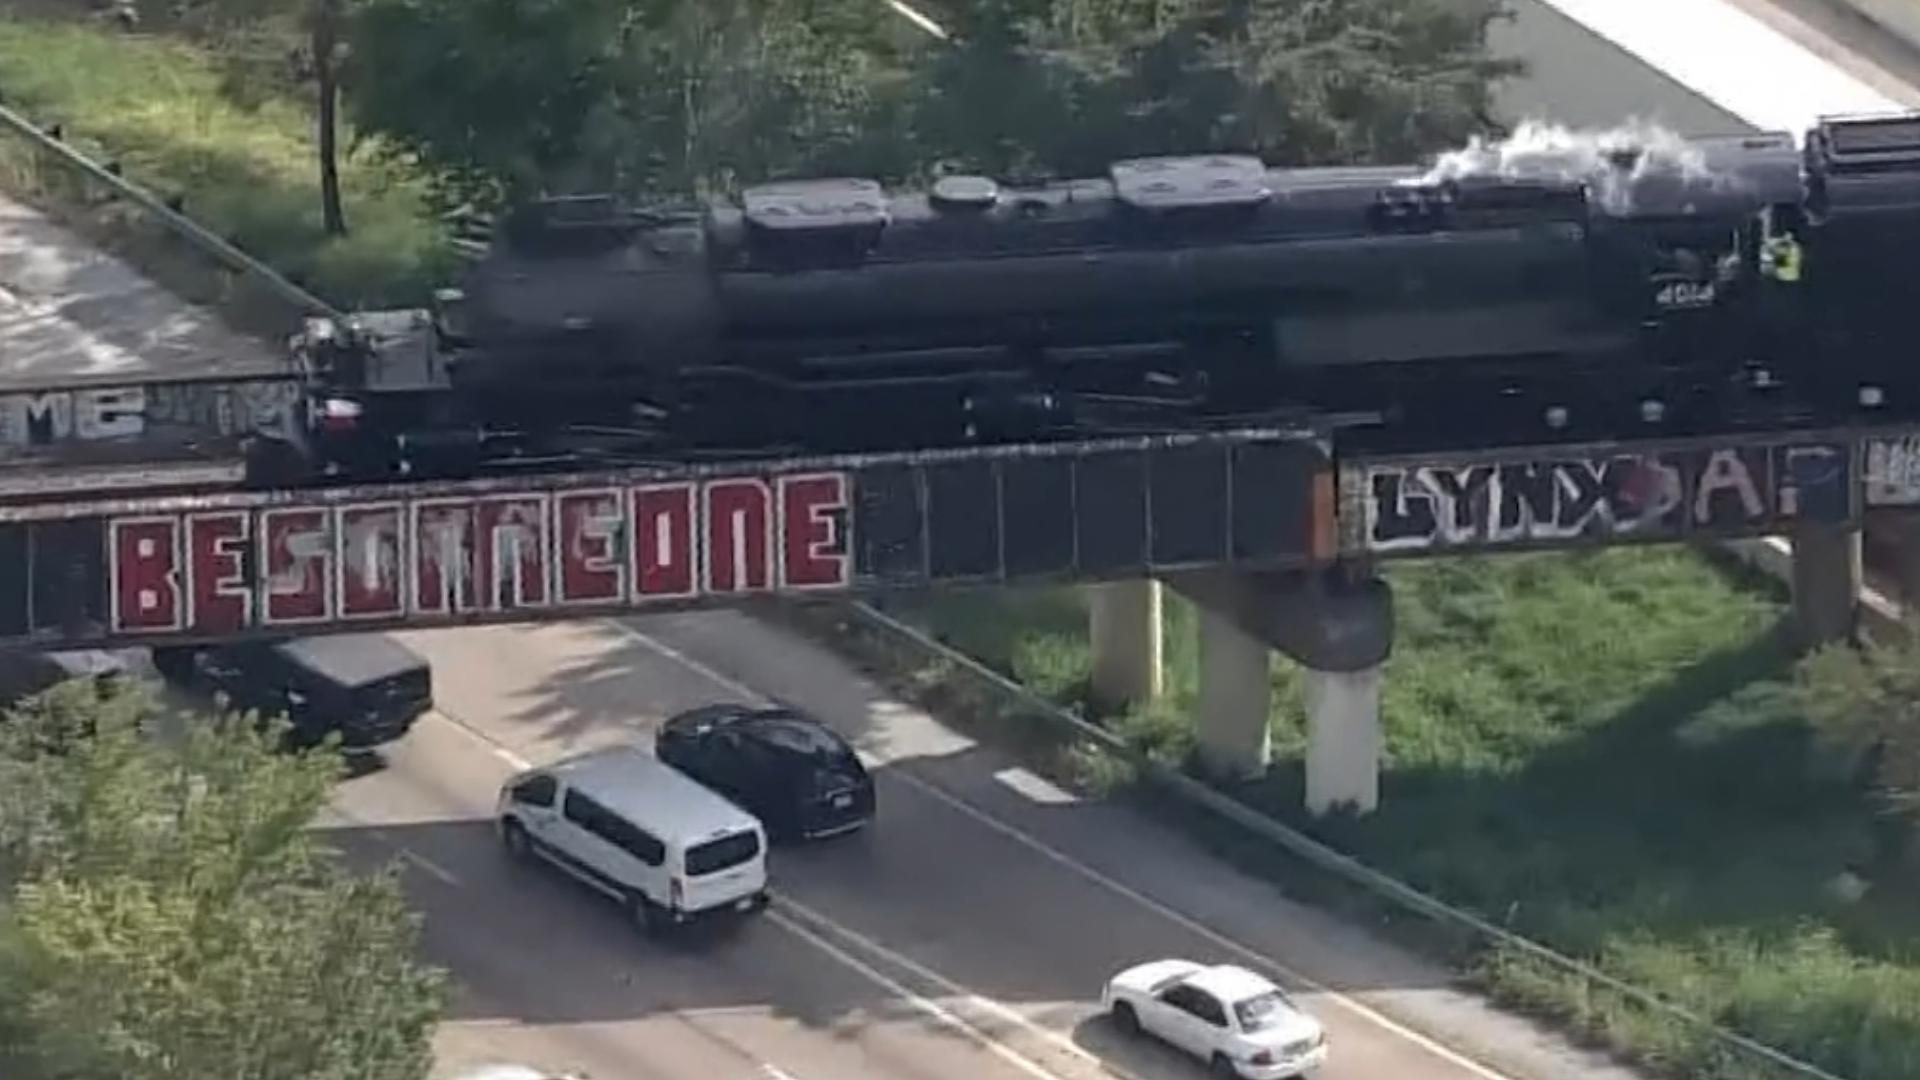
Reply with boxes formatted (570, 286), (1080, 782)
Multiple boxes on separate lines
(254, 111), (1920, 483)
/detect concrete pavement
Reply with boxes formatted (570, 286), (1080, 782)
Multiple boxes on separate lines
(314, 612), (1647, 1080)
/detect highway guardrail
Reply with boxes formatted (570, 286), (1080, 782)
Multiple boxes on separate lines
(840, 598), (1852, 1080)
(0, 97), (343, 323)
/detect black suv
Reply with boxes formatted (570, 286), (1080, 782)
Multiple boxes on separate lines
(0, 648), (144, 707)
(152, 633), (433, 751)
(656, 703), (875, 842)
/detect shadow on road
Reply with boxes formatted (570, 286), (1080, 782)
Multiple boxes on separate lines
(314, 813), (1211, 1080)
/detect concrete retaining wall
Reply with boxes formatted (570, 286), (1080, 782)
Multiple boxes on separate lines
(1830, 0), (1920, 56)
(1718, 537), (1906, 639)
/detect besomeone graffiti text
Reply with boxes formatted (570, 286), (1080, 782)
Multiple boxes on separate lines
(107, 471), (852, 635)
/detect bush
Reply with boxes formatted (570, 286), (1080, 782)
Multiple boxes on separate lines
(0, 677), (446, 1080)
(833, 547), (1920, 1080)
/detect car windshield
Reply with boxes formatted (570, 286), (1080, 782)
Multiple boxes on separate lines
(684, 829), (761, 876)
(1233, 990), (1294, 1032)
(750, 717), (857, 764)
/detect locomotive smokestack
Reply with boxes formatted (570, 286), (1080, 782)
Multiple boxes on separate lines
(1606, 146), (1643, 171)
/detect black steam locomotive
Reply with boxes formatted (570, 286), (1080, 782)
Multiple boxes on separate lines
(250, 111), (1920, 483)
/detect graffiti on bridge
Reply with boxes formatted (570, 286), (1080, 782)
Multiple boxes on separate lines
(108, 472), (852, 636)
(1343, 437), (1855, 555)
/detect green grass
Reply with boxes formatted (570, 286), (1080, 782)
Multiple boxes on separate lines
(0, 15), (455, 331)
(6, 14), (1917, 1077)
(834, 548), (1920, 1080)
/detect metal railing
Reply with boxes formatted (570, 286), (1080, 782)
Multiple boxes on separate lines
(841, 598), (1852, 1080)
(0, 98), (345, 322)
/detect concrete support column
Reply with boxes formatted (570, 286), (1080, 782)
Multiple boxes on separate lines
(1303, 665), (1383, 817)
(1792, 522), (1863, 648)
(1865, 511), (1920, 613)
(1195, 604), (1271, 780)
(1087, 579), (1164, 709)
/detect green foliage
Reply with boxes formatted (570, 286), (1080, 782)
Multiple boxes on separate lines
(914, 0), (1520, 177)
(341, 0), (924, 210)
(0, 14), (455, 309)
(896, 547), (1920, 1080)
(339, 0), (1521, 210)
(1795, 627), (1920, 824)
(0, 678), (445, 1080)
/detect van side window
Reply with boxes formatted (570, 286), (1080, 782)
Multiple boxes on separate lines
(563, 790), (600, 828)
(562, 790), (665, 866)
(511, 774), (557, 807)
(600, 816), (666, 867)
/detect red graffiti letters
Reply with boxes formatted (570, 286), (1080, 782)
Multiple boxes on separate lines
(261, 507), (331, 624)
(186, 512), (251, 633)
(338, 504), (403, 619)
(111, 517), (183, 632)
(705, 478), (772, 594)
(633, 484), (696, 598)
(105, 471), (854, 636)
(556, 489), (624, 604)
(780, 473), (850, 589)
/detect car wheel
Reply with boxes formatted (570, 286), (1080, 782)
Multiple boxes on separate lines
(1111, 1001), (1139, 1036)
(501, 819), (531, 861)
(150, 647), (198, 684)
(631, 892), (671, 937)
(1209, 1053), (1238, 1079)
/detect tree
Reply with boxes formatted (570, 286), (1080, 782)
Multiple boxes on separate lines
(310, 0), (349, 234)
(0, 678), (445, 1080)
(908, 0), (1521, 177)
(161, 0), (352, 234)
(336, 0), (1521, 212)
(341, 0), (922, 212)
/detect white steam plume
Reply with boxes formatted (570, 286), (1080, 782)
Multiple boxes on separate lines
(1413, 117), (1740, 215)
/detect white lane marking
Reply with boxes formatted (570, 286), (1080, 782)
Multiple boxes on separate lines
(759, 1064), (801, 1080)
(399, 846), (463, 887)
(775, 892), (1137, 1080)
(995, 765), (1079, 805)
(425, 707), (533, 770)
(608, 619), (758, 697)
(885, 750), (1518, 1080)
(766, 907), (1073, 1080)
(609, 618), (1521, 1080)
(328, 811), (464, 888)
(396, 711), (1070, 1080)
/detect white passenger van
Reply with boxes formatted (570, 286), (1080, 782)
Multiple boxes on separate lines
(495, 744), (770, 934)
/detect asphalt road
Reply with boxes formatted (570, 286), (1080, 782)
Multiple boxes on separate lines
(315, 611), (1645, 1080)
(304, 7), (1887, 1080)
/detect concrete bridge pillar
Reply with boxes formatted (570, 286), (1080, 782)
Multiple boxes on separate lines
(1169, 566), (1393, 816)
(1195, 604), (1271, 780)
(1303, 666), (1382, 816)
(1087, 579), (1164, 710)
(1792, 521), (1863, 648)
(1865, 510), (1920, 615)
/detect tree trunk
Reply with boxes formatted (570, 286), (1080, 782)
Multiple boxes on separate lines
(315, 0), (347, 236)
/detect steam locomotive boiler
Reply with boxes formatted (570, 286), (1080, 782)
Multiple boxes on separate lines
(254, 111), (1920, 483)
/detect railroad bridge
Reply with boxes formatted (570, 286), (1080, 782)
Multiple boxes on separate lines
(5, 53), (1920, 820)
(0, 369), (1911, 820)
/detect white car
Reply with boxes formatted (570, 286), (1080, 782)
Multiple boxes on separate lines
(1101, 959), (1328, 1079)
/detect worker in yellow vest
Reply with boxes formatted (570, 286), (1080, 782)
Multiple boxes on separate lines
(1762, 231), (1803, 283)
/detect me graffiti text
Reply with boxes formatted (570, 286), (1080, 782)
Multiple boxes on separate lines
(107, 472), (852, 636)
